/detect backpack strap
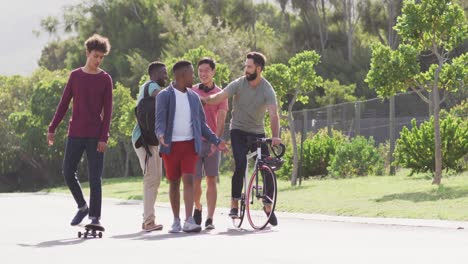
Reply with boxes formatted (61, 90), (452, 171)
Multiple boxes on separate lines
(143, 80), (155, 98)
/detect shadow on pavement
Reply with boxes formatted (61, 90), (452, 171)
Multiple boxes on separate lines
(111, 227), (276, 241)
(17, 238), (87, 248)
(217, 227), (276, 236)
(374, 186), (468, 203)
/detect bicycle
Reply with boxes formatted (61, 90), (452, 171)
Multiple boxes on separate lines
(232, 138), (285, 230)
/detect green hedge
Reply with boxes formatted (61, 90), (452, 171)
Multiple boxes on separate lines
(328, 136), (384, 177)
(394, 113), (468, 174)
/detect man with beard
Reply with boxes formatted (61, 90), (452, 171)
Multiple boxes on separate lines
(202, 52), (282, 227)
(156, 60), (228, 233)
(132, 61), (168, 232)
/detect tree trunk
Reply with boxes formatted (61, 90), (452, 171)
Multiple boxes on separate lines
(123, 142), (131, 178)
(288, 112), (299, 186)
(387, 0), (401, 49)
(431, 60), (443, 185)
(288, 86), (301, 186)
(432, 83), (442, 185)
(313, 0), (328, 52)
(344, 0), (356, 62)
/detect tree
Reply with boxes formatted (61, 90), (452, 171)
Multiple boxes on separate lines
(342, 0), (360, 62)
(264, 50), (322, 186)
(0, 75), (31, 188)
(163, 46), (232, 87)
(8, 69), (70, 188)
(366, 0), (468, 184)
(158, 3), (249, 78)
(38, 0), (167, 90)
(316, 79), (357, 106)
(359, 0), (403, 48)
(285, 0), (331, 52)
(108, 83), (136, 178)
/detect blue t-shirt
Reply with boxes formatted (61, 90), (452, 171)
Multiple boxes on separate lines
(131, 81), (161, 144)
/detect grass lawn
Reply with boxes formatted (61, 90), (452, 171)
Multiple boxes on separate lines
(44, 169), (468, 221)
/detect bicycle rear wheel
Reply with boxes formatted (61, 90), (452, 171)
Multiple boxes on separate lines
(246, 165), (277, 230)
(232, 194), (246, 228)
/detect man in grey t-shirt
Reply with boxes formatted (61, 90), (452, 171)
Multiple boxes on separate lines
(202, 52), (282, 227)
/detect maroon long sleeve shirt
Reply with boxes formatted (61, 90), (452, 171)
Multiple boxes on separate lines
(48, 68), (113, 143)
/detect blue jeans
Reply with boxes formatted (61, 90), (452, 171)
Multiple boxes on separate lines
(63, 137), (104, 219)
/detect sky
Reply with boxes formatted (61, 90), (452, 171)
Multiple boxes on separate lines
(0, 0), (80, 76)
(0, 0), (281, 76)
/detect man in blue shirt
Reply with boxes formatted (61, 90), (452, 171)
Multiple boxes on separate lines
(132, 61), (168, 232)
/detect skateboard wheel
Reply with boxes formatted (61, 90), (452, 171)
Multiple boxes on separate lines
(98, 232), (102, 238)
(78, 232), (82, 238)
(84, 233), (88, 238)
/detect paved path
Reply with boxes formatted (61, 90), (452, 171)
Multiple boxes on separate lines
(1, 193), (467, 264)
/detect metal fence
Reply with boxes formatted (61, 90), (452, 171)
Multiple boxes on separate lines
(291, 91), (432, 145)
(218, 90), (464, 177)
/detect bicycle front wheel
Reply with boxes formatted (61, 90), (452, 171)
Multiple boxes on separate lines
(246, 165), (277, 230)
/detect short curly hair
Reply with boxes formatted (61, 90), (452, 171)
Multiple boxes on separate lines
(85, 34), (111, 55)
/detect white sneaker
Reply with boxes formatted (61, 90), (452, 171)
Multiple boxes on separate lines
(168, 218), (181, 233)
(182, 217), (201, 233)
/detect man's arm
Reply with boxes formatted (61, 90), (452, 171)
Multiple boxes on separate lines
(199, 99), (219, 145)
(215, 110), (227, 138)
(155, 91), (168, 146)
(48, 73), (73, 134)
(203, 90), (229, 105)
(267, 104), (281, 146)
(47, 73), (73, 146)
(99, 76), (113, 144)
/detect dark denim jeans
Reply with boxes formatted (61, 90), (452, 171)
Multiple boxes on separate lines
(230, 129), (269, 200)
(63, 137), (104, 220)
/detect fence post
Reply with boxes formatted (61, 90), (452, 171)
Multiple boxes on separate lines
(389, 96), (396, 175)
(354, 101), (361, 136)
(327, 105), (332, 136)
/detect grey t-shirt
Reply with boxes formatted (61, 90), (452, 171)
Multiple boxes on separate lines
(224, 76), (277, 134)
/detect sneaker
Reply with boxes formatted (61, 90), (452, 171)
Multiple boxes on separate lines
(182, 217), (202, 233)
(263, 207), (278, 226)
(70, 207), (89, 226)
(205, 218), (215, 230)
(142, 221), (163, 232)
(86, 219), (105, 231)
(193, 208), (202, 225)
(168, 218), (182, 233)
(228, 208), (238, 218)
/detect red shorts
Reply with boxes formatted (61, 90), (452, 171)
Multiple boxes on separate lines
(162, 140), (198, 181)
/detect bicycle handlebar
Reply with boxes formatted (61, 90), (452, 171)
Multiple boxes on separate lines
(248, 137), (286, 158)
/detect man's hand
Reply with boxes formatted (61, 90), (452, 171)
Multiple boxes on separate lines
(217, 140), (229, 153)
(47, 132), (55, 146)
(208, 144), (217, 157)
(159, 135), (169, 147)
(97, 141), (107, 153)
(271, 137), (282, 147)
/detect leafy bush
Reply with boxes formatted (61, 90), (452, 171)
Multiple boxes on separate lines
(277, 129), (346, 179)
(328, 136), (384, 177)
(394, 114), (468, 174)
(275, 129), (299, 180)
(301, 129), (347, 177)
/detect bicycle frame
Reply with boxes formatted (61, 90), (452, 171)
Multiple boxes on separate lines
(244, 143), (262, 202)
(234, 138), (283, 229)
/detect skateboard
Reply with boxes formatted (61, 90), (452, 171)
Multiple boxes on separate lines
(78, 224), (105, 238)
